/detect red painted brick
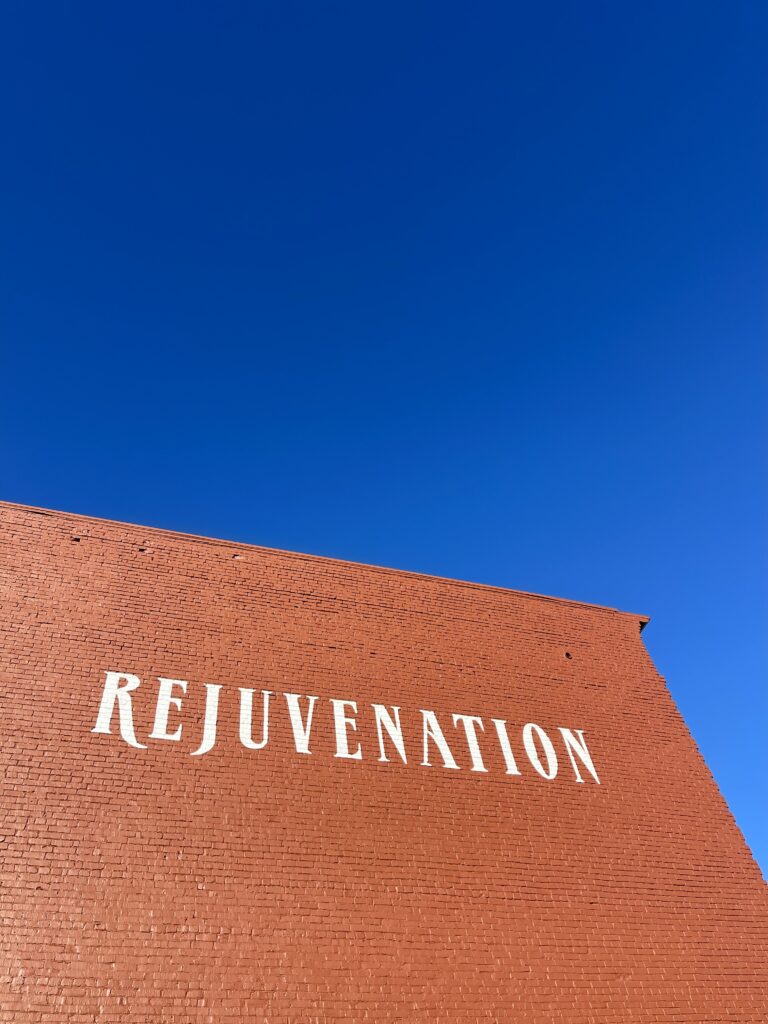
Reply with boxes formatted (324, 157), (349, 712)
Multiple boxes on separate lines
(0, 500), (765, 1022)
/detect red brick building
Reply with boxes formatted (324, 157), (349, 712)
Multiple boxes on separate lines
(1, 500), (766, 1022)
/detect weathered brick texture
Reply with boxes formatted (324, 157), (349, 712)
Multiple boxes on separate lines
(0, 500), (766, 1022)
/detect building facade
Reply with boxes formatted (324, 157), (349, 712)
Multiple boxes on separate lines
(1, 501), (766, 1022)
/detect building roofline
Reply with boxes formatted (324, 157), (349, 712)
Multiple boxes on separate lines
(0, 499), (650, 629)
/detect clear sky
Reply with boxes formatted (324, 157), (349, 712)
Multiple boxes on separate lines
(2, 3), (766, 872)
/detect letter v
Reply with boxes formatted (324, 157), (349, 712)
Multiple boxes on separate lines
(283, 693), (318, 754)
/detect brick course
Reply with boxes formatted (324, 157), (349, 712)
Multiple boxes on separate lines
(0, 500), (766, 1022)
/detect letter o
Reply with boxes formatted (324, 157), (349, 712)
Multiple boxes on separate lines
(522, 723), (558, 780)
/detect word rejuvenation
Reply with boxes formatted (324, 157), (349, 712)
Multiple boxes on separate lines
(92, 670), (601, 784)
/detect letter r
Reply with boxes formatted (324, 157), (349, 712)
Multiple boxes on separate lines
(92, 670), (147, 749)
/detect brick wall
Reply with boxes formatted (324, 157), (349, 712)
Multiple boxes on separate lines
(0, 501), (765, 1022)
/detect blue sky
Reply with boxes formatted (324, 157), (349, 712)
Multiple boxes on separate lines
(2, 2), (766, 871)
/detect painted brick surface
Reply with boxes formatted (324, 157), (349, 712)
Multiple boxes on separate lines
(0, 500), (766, 1023)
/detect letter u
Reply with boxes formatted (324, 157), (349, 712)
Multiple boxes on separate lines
(239, 689), (272, 750)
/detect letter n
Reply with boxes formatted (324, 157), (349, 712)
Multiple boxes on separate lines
(559, 727), (600, 784)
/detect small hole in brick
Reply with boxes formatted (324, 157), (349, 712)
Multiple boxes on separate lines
(232, 554), (242, 560)
(564, 651), (573, 660)
(72, 536), (81, 542)
(138, 547), (147, 553)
